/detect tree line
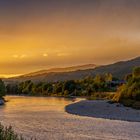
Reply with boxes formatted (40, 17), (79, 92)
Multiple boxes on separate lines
(6, 73), (118, 97)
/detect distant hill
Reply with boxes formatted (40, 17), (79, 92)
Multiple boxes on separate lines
(4, 56), (140, 83)
(20, 64), (97, 78)
(4, 64), (97, 83)
(91, 56), (140, 78)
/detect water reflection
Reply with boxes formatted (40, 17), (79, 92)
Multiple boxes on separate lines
(0, 96), (139, 140)
(2, 96), (76, 113)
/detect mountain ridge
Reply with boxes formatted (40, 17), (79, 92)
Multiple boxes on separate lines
(4, 56), (140, 83)
(17, 64), (97, 78)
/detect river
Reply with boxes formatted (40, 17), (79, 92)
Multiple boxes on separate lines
(0, 96), (140, 140)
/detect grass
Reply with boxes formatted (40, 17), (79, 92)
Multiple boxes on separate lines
(0, 123), (24, 140)
(0, 123), (36, 140)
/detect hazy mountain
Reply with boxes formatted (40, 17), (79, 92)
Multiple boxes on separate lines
(4, 56), (140, 83)
(18, 64), (97, 78)
(4, 64), (97, 83)
(92, 56), (140, 78)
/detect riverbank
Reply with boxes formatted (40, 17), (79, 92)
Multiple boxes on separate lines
(65, 100), (140, 122)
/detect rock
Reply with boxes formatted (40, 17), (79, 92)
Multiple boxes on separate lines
(0, 99), (4, 105)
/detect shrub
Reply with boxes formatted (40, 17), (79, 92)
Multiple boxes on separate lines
(121, 99), (135, 107)
(0, 123), (36, 140)
(88, 92), (115, 100)
(132, 101), (140, 109)
(133, 67), (140, 78)
(112, 67), (140, 109)
(0, 123), (25, 140)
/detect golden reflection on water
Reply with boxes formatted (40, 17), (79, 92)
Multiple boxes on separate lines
(3, 96), (76, 113)
(0, 96), (79, 139)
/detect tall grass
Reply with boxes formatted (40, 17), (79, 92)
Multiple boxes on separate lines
(0, 123), (26, 140)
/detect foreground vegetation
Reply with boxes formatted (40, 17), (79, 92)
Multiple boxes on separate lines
(0, 123), (26, 140)
(113, 67), (140, 109)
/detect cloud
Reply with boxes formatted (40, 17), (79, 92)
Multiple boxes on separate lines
(12, 54), (18, 58)
(57, 53), (71, 57)
(20, 54), (27, 58)
(43, 53), (48, 57)
(12, 54), (27, 59)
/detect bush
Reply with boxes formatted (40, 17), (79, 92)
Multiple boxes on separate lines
(112, 67), (140, 109)
(132, 101), (140, 109)
(0, 123), (36, 140)
(121, 99), (135, 107)
(88, 92), (115, 100)
(112, 92), (122, 102)
(133, 67), (140, 78)
(0, 123), (25, 140)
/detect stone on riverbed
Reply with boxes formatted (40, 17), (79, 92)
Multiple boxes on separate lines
(0, 99), (4, 105)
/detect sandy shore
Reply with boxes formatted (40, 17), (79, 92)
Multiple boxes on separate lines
(65, 100), (140, 122)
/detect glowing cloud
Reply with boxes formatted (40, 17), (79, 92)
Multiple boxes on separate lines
(43, 53), (48, 57)
(12, 54), (27, 59)
(57, 53), (71, 57)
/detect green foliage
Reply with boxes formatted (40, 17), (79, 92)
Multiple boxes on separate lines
(0, 123), (26, 140)
(133, 67), (140, 78)
(113, 67), (140, 109)
(105, 73), (113, 82)
(88, 92), (115, 100)
(0, 79), (6, 98)
(63, 80), (76, 94)
(6, 84), (18, 94)
(94, 75), (103, 83)
(6, 73), (118, 97)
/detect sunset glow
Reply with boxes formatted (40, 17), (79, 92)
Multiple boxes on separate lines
(0, 0), (140, 77)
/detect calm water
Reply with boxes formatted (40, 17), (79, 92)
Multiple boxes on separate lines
(0, 96), (77, 139)
(0, 96), (140, 140)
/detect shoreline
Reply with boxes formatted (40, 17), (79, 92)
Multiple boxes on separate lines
(6, 94), (78, 98)
(4, 95), (140, 122)
(5, 94), (87, 101)
(65, 100), (140, 122)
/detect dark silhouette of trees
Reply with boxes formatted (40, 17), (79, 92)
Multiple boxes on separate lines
(5, 73), (117, 97)
(0, 79), (6, 98)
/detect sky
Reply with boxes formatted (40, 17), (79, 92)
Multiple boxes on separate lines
(0, 0), (140, 77)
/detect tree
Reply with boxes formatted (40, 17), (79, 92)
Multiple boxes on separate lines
(94, 75), (101, 83)
(6, 84), (18, 94)
(0, 79), (6, 98)
(53, 82), (63, 94)
(113, 67), (140, 109)
(105, 73), (113, 82)
(125, 74), (132, 81)
(63, 80), (76, 94)
(133, 67), (140, 78)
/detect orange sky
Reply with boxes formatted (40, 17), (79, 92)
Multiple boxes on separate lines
(0, 0), (140, 77)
